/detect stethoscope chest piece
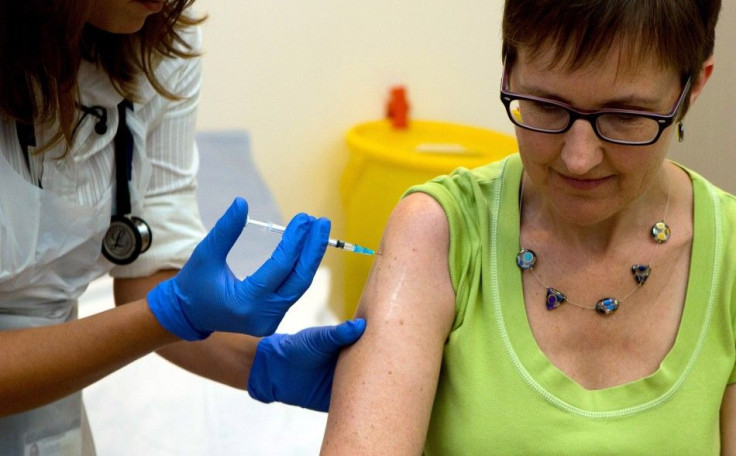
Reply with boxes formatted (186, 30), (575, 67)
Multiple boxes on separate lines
(100, 99), (154, 265)
(101, 215), (152, 265)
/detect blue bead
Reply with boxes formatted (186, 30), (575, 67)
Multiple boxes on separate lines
(631, 264), (651, 285)
(516, 249), (537, 270)
(595, 298), (619, 315)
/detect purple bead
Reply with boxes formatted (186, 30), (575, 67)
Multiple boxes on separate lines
(546, 288), (566, 310)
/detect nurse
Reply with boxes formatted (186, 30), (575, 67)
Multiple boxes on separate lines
(0, 1), (363, 454)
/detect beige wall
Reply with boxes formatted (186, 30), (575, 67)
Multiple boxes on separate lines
(195, 2), (735, 221)
(195, 0), (509, 225)
(669, 3), (736, 194)
(194, 0), (736, 305)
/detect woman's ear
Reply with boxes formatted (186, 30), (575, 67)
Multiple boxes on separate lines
(689, 55), (715, 105)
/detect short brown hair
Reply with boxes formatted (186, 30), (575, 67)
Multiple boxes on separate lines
(501, 0), (721, 115)
(0, 0), (205, 147)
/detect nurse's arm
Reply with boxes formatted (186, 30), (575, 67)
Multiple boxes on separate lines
(113, 271), (261, 390)
(0, 296), (179, 417)
(321, 192), (456, 455)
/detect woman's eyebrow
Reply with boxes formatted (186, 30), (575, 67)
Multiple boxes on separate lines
(517, 82), (664, 110)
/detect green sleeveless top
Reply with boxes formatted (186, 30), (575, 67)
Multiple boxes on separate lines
(406, 154), (736, 455)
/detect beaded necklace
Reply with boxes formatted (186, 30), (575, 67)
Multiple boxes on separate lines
(515, 176), (671, 315)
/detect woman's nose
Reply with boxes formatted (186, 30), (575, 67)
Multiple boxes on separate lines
(559, 119), (604, 175)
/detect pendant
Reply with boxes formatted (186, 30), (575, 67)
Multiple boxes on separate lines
(651, 221), (671, 243)
(545, 288), (566, 310)
(631, 264), (651, 285)
(516, 249), (537, 270)
(595, 298), (619, 315)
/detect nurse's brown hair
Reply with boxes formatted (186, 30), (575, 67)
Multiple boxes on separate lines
(501, 0), (721, 117)
(0, 0), (205, 147)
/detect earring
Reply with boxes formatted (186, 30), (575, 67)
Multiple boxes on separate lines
(677, 122), (685, 142)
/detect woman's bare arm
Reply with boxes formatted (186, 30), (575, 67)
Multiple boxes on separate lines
(321, 193), (456, 455)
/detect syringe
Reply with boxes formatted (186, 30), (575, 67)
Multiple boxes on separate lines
(246, 218), (375, 255)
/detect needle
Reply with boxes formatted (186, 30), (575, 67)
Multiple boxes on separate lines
(246, 218), (375, 255)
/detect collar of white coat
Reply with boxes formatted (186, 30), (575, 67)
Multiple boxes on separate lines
(77, 60), (125, 108)
(71, 61), (155, 163)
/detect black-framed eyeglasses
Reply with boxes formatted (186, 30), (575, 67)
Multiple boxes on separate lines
(499, 61), (692, 146)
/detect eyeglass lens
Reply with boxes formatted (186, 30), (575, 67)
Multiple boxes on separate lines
(507, 99), (661, 143)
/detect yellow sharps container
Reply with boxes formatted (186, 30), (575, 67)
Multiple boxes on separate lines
(339, 119), (518, 319)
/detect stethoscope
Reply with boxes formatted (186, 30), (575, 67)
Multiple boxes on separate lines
(15, 101), (152, 265)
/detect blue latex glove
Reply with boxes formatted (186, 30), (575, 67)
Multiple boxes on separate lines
(147, 197), (330, 340)
(248, 318), (366, 412)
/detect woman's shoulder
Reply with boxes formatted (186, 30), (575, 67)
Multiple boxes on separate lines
(436, 153), (520, 187)
(683, 163), (736, 217)
(395, 192), (449, 231)
(679, 163), (736, 266)
(407, 154), (520, 199)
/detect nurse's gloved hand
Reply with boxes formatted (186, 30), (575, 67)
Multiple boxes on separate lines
(147, 197), (330, 341)
(248, 319), (366, 412)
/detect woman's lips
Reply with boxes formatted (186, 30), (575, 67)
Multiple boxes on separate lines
(557, 173), (613, 191)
